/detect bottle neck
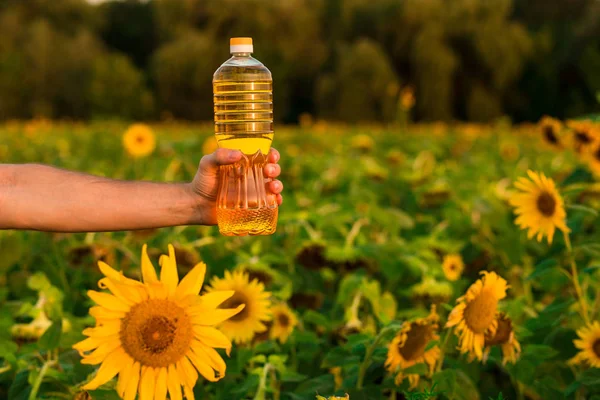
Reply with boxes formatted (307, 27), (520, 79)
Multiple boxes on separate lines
(231, 52), (252, 57)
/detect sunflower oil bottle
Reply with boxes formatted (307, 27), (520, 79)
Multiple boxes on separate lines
(213, 37), (278, 236)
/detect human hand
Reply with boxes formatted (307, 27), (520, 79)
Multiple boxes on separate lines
(190, 148), (283, 225)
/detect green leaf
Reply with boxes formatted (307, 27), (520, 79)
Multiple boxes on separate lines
(0, 339), (18, 358)
(303, 310), (333, 330)
(87, 390), (122, 400)
(526, 259), (558, 281)
(402, 363), (428, 375)
(336, 274), (363, 305)
(566, 204), (598, 216)
(582, 264), (600, 274)
(38, 319), (63, 351)
(321, 347), (359, 368)
(508, 359), (536, 383)
(522, 344), (559, 360)
(249, 354), (267, 364)
(425, 340), (439, 351)
(578, 244), (600, 257)
(8, 370), (31, 400)
(433, 369), (480, 400)
(27, 272), (51, 291)
(580, 368), (600, 387)
(280, 370), (308, 382)
(0, 234), (23, 274)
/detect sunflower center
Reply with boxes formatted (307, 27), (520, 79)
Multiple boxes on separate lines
(219, 291), (249, 322)
(536, 192), (556, 217)
(593, 339), (600, 358)
(277, 312), (290, 327)
(135, 135), (145, 144)
(140, 316), (175, 353)
(485, 315), (512, 346)
(398, 323), (433, 361)
(576, 131), (592, 144)
(449, 264), (456, 271)
(463, 290), (498, 334)
(543, 126), (558, 144)
(120, 299), (193, 368)
(595, 147), (600, 161)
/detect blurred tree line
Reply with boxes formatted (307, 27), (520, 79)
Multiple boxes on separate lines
(0, 0), (599, 123)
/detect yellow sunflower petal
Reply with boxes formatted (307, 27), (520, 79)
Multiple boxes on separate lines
(82, 348), (127, 390)
(80, 339), (122, 365)
(184, 385), (196, 400)
(193, 326), (232, 355)
(175, 262), (207, 299)
(191, 342), (226, 378)
(193, 291), (235, 310)
(87, 290), (130, 313)
(167, 364), (183, 400)
(141, 244), (158, 284)
(187, 349), (218, 382)
(155, 368), (168, 400)
(123, 362), (141, 400)
(190, 304), (245, 325)
(139, 366), (156, 400)
(178, 356), (199, 389)
(73, 335), (113, 354)
(159, 244), (179, 296)
(116, 355), (135, 398)
(89, 306), (126, 321)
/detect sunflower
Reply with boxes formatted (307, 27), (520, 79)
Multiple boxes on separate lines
(385, 306), (440, 389)
(538, 116), (563, 148)
(509, 170), (570, 244)
(350, 134), (375, 153)
(483, 313), (521, 365)
(446, 271), (509, 361)
(410, 277), (452, 306)
(569, 321), (600, 368)
(568, 120), (599, 153)
(206, 270), (271, 344)
(442, 254), (464, 281)
(123, 123), (156, 158)
(73, 244), (243, 400)
(585, 140), (600, 177)
(269, 303), (298, 344)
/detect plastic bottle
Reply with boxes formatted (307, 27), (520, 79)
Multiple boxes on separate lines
(213, 37), (278, 236)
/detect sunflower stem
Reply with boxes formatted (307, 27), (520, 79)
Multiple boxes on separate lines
(356, 325), (395, 390)
(563, 231), (590, 324)
(435, 328), (452, 372)
(345, 218), (368, 249)
(28, 359), (56, 400)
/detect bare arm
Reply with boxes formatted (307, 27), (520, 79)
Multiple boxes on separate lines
(0, 149), (283, 232)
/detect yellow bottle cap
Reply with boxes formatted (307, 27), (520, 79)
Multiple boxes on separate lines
(230, 37), (253, 53)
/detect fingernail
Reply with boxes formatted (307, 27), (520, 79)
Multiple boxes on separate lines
(229, 150), (240, 160)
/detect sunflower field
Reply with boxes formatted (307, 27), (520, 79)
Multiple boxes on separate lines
(1, 117), (600, 400)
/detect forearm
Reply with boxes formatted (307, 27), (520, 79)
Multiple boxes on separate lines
(0, 164), (205, 232)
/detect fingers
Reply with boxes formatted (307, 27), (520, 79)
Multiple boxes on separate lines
(264, 163), (281, 178)
(199, 149), (242, 174)
(268, 179), (283, 194)
(268, 148), (280, 163)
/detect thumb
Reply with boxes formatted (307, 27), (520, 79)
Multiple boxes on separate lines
(198, 148), (243, 175)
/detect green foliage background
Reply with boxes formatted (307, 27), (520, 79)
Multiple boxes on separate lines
(0, 120), (599, 399)
(0, 0), (599, 122)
